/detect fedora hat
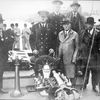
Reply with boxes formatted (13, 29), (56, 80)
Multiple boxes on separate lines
(85, 17), (96, 25)
(0, 14), (4, 22)
(38, 10), (49, 17)
(70, 2), (80, 7)
(61, 20), (72, 25)
(52, 0), (63, 5)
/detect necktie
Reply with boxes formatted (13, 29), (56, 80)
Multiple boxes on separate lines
(73, 12), (77, 17)
(64, 31), (68, 38)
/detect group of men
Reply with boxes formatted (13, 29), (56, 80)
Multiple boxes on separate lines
(30, 0), (100, 93)
(0, 0), (100, 95)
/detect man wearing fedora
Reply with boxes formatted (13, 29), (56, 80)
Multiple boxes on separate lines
(30, 10), (54, 56)
(0, 14), (8, 93)
(81, 17), (100, 92)
(66, 1), (85, 45)
(47, 0), (64, 56)
(58, 19), (79, 86)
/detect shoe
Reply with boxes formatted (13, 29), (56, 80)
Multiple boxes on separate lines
(0, 90), (8, 94)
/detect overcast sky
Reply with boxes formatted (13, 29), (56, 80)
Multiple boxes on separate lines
(0, 0), (100, 28)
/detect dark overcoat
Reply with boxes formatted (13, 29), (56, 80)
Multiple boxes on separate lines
(30, 22), (54, 56)
(0, 31), (9, 89)
(82, 29), (100, 69)
(47, 13), (64, 52)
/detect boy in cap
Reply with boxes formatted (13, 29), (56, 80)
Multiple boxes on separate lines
(58, 19), (79, 86)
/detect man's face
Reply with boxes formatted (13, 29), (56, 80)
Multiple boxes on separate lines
(86, 24), (94, 30)
(53, 3), (61, 13)
(63, 23), (71, 31)
(11, 25), (14, 29)
(72, 6), (79, 12)
(41, 16), (47, 23)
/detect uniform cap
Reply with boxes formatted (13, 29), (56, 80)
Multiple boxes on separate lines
(38, 10), (49, 17)
(70, 3), (80, 7)
(52, 0), (63, 5)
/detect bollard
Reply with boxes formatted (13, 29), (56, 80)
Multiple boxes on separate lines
(10, 57), (22, 97)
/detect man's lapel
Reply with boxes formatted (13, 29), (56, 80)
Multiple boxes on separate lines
(63, 30), (71, 42)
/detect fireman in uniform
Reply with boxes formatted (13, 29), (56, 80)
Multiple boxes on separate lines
(48, 0), (64, 56)
(30, 11), (54, 56)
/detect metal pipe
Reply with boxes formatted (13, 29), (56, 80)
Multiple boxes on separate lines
(10, 57), (22, 97)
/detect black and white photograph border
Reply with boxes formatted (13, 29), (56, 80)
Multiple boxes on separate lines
(0, 0), (100, 100)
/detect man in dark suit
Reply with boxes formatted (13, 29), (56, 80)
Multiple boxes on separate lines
(48, 0), (64, 56)
(30, 11), (54, 56)
(66, 2), (85, 45)
(0, 14), (8, 94)
(82, 17), (100, 92)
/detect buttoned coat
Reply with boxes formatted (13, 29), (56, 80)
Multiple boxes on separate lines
(47, 13), (64, 53)
(30, 22), (54, 55)
(58, 29), (79, 78)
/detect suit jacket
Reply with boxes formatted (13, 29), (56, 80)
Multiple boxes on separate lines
(30, 22), (54, 55)
(48, 13), (64, 34)
(47, 13), (64, 51)
(82, 28), (100, 69)
(66, 12), (85, 41)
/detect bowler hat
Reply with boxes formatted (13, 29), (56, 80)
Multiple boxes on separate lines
(70, 3), (80, 7)
(0, 14), (4, 22)
(52, 0), (63, 5)
(38, 10), (49, 17)
(85, 17), (96, 25)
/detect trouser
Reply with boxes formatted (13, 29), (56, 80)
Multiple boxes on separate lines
(0, 68), (4, 90)
(70, 78), (76, 87)
(84, 68), (98, 88)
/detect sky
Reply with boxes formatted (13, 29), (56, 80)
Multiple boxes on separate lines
(0, 0), (100, 28)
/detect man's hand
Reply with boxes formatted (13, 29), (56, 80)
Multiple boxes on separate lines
(33, 49), (39, 55)
(72, 57), (76, 64)
(49, 48), (54, 54)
